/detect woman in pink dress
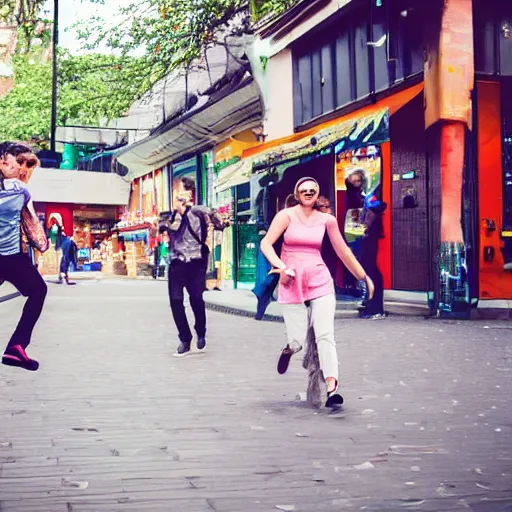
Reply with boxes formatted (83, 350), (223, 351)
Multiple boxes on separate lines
(260, 177), (374, 409)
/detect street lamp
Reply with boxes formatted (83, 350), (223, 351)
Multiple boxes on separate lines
(50, 0), (58, 152)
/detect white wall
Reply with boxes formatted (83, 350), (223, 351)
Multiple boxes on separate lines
(264, 49), (295, 141)
(260, 0), (354, 142)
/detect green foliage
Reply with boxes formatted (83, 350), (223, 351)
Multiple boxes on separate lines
(0, 51), (147, 142)
(0, 54), (52, 141)
(0, 0), (51, 52)
(77, 0), (298, 94)
(58, 52), (149, 125)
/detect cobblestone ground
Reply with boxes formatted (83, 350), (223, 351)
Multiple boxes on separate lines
(0, 279), (511, 512)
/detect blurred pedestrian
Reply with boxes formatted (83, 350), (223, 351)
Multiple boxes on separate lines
(0, 142), (48, 371)
(58, 232), (77, 285)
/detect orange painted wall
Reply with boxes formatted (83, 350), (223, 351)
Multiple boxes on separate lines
(477, 81), (512, 299)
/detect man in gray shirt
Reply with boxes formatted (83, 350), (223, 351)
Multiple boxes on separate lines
(159, 194), (225, 357)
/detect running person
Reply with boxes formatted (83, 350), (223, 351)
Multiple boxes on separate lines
(260, 177), (374, 409)
(0, 142), (48, 371)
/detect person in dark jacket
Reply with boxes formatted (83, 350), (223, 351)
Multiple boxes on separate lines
(159, 194), (226, 357)
(58, 232), (77, 285)
(343, 170), (366, 294)
(359, 191), (387, 319)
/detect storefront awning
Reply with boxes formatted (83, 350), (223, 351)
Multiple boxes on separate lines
(115, 78), (263, 182)
(29, 168), (131, 206)
(215, 82), (423, 192)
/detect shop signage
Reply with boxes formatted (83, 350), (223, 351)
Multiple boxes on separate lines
(252, 110), (389, 170)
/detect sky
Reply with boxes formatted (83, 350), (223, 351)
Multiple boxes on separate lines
(42, 0), (132, 54)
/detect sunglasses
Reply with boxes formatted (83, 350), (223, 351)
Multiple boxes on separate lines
(16, 156), (39, 169)
(299, 188), (318, 195)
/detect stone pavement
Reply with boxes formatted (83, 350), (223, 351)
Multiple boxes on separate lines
(1, 279), (512, 512)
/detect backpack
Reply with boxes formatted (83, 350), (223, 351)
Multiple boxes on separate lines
(186, 209), (210, 260)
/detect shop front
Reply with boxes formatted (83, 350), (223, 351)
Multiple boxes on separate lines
(28, 168), (130, 276)
(476, 77), (512, 300)
(210, 131), (260, 289)
(114, 167), (170, 277)
(214, 83), (425, 292)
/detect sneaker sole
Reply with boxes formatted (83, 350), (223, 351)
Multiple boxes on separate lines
(2, 357), (39, 371)
(173, 351), (191, 358)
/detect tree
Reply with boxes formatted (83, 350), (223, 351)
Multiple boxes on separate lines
(0, 0), (50, 51)
(0, 50), (147, 141)
(77, 0), (298, 96)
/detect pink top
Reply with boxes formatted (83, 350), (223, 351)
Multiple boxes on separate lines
(278, 209), (334, 304)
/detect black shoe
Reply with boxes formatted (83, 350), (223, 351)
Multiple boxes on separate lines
(277, 343), (302, 374)
(197, 337), (206, 351)
(173, 342), (191, 358)
(2, 345), (39, 371)
(325, 391), (344, 410)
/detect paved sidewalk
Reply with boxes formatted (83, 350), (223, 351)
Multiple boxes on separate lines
(1, 279), (511, 511)
(0, 282), (20, 303)
(203, 288), (430, 321)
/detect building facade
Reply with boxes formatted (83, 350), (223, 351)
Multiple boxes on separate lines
(212, 0), (512, 314)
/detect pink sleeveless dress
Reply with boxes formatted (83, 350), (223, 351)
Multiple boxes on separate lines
(278, 209), (334, 304)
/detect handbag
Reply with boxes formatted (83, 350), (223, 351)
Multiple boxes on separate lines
(20, 204), (49, 253)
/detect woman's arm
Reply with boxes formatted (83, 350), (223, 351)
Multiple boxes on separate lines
(325, 215), (374, 298)
(260, 210), (291, 270)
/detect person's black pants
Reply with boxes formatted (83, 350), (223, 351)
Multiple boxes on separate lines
(59, 257), (70, 277)
(168, 259), (206, 343)
(364, 263), (384, 315)
(361, 238), (384, 315)
(0, 253), (47, 350)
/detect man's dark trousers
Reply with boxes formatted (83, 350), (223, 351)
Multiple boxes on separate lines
(168, 258), (206, 343)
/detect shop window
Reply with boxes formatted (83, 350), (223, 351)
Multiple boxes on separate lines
(390, 0), (424, 79)
(291, 0), (426, 128)
(293, 53), (313, 125)
(499, 7), (512, 75)
(321, 44), (335, 113)
(293, 42), (336, 126)
(474, 0), (497, 74)
(473, 0), (512, 76)
(311, 49), (323, 118)
(335, 32), (353, 108)
(354, 16), (370, 99)
(372, 1), (391, 92)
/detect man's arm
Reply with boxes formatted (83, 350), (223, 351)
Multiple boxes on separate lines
(191, 205), (227, 231)
(159, 210), (183, 234)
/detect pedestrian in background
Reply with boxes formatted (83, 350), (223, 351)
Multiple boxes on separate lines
(252, 193), (298, 320)
(260, 177), (374, 409)
(58, 231), (78, 285)
(359, 190), (387, 319)
(0, 142), (48, 371)
(159, 191), (226, 358)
